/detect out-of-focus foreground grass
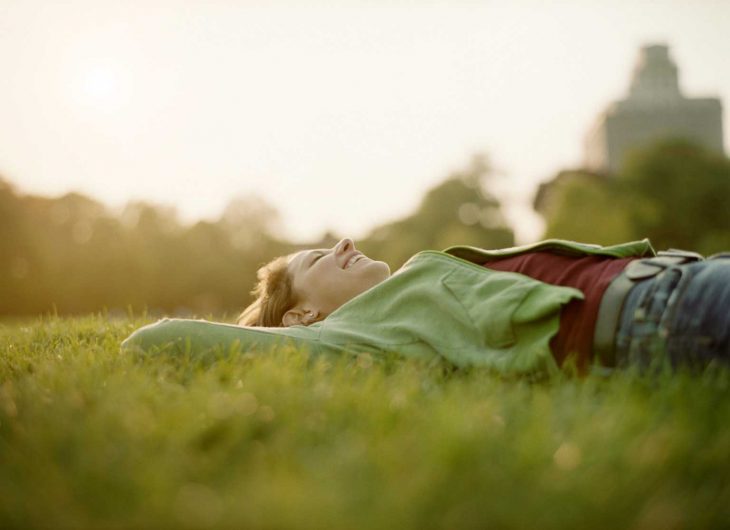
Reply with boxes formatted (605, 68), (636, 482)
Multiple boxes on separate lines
(1, 314), (729, 530)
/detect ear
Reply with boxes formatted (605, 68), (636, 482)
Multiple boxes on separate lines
(282, 307), (320, 327)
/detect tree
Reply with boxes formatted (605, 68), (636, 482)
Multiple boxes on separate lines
(219, 193), (283, 252)
(535, 170), (633, 245)
(360, 154), (514, 269)
(537, 139), (730, 255)
(619, 139), (730, 254)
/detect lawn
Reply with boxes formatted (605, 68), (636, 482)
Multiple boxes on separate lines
(1, 313), (729, 529)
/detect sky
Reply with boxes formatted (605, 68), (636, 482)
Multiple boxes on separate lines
(1, 0), (728, 243)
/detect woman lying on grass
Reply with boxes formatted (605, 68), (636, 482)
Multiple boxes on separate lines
(122, 237), (730, 376)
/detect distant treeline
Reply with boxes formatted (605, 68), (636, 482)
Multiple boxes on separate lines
(0, 155), (513, 318)
(3, 140), (727, 318)
(0, 185), (291, 318)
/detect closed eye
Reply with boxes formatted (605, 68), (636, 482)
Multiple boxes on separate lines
(309, 251), (325, 269)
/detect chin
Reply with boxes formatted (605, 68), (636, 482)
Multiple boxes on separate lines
(368, 260), (391, 281)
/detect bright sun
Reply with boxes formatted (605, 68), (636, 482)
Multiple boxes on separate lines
(76, 66), (126, 111)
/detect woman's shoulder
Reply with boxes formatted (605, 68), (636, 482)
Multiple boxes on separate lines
(442, 238), (656, 263)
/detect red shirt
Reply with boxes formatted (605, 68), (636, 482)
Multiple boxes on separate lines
(483, 252), (634, 369)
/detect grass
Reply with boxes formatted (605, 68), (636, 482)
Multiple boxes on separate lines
(1, 313), (729, 530)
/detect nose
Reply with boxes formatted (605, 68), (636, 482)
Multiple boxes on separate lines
(334, 238), (355, 257)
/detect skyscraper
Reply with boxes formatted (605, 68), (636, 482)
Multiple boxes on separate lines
(584, 44), (724, 174)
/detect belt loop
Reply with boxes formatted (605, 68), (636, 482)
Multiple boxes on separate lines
(593, 271), (635, 366)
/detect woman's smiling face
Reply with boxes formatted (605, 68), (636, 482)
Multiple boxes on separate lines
(283, 238), (390, 326)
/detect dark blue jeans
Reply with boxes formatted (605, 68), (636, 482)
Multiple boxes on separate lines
(615, 257), (730, 370)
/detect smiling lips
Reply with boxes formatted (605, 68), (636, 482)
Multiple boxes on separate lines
(344, 253), (364, 269)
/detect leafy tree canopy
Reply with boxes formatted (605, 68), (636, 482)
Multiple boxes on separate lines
(538, 139), (730, 256)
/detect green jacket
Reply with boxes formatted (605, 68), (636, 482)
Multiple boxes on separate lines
(121, 239), (655, 376)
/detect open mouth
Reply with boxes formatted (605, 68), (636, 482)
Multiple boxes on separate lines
(344, 254), (365, 269)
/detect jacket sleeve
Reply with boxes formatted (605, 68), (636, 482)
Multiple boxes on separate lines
(120, 318), (320, 360)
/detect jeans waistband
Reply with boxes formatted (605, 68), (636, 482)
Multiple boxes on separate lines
(593, 251), (701, 366)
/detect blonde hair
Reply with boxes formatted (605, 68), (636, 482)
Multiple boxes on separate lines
(237, 255), (298, 327)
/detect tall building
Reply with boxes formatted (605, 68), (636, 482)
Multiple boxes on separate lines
(584, 44), (724, 174)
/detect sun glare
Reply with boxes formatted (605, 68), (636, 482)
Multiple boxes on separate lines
(76, 66), (126, 111)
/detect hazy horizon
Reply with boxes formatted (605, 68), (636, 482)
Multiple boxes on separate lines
(2, 0), (728, 243)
